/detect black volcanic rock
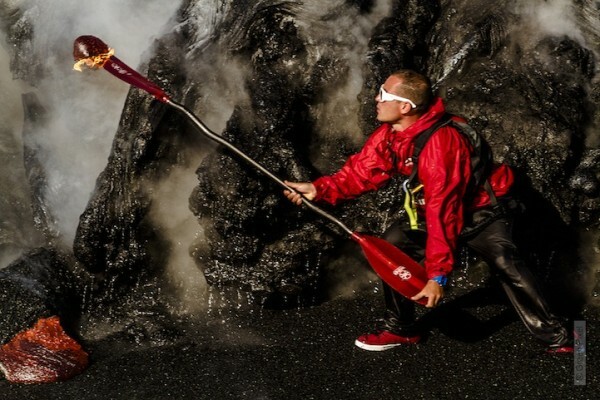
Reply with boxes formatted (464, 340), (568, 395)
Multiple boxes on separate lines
(0, 247), (81, 345)
(72, 37), (193, 303)
(78, 0), (600, 305)
(2, 0), (599, 311)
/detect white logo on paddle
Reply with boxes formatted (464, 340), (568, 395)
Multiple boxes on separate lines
(392, 266), (412, 281)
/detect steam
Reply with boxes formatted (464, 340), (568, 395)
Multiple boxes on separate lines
(296, 0), (393, 146)
(0, 34), (27, 144)
(0, 0), (182, 255)
(537, 1), (582, 39)
(0, 34), (35, 267)
(148, 161), (209, 315)
(516, 0), (585, 42)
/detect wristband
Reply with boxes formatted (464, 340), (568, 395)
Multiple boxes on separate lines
(430, 275), (448, 287)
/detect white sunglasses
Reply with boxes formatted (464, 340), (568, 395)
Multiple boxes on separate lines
(378, 85), (417, 108)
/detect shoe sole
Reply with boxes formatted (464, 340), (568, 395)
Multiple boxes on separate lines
(354, 340), (408, 351)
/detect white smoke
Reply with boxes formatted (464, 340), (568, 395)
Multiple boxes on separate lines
(148, 161), (209, 315)
(296, 0), (393, 146)
(516, 0), (584, 41)
(0, 34), (27, 144)
(0, 33), (33, 267)
(0, 0), (182, 253)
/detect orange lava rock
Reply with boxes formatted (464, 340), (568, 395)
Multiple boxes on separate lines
(0, 316), (88, 384)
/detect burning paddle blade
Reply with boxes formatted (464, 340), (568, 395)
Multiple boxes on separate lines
(72, 35), (169, 102)
(351, 233), (427, 305)
(73, 35), (114, 71)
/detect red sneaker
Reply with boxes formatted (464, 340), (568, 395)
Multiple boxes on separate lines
(545, 345), (574, 354)
(355, 330), (421, 351)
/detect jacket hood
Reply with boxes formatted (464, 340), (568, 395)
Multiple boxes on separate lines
(395, 97), (447, 138)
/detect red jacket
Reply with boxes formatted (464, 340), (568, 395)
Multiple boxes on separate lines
(312, 97), (514, 278)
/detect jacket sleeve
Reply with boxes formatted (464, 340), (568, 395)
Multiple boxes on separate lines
(312, 126), (395, 205)
(418, 127), (472, 279)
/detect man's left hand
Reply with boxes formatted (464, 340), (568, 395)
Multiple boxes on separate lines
(411, 280), (444, 308)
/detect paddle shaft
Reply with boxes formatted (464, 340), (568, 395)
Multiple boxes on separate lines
(101, 54), (353, 235)
(163, 100), (427, 304)
(165, 99), (354, 236)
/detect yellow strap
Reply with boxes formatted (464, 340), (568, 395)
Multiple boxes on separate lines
(403, 183), (422, 230)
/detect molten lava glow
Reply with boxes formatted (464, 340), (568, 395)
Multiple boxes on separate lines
(73, 48), (114, 71)
(73, 35), (114, 71)
(0, 316), (88, 384)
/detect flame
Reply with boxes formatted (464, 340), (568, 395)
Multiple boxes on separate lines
(73, 48), (114, 71)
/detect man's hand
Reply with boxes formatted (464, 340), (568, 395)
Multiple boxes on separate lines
(411, 280), (444, 308)
(283, 181), (317, 205)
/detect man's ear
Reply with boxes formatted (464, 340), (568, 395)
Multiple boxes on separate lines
(399, 102), (413, 115)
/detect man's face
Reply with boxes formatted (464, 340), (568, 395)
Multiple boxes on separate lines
(375, 76), (412, 124)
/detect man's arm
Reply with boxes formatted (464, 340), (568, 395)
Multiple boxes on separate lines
(283, 124), (396, 206)
(411, 127), (473, 306)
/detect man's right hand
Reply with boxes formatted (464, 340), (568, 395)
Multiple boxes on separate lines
(283, 180), (317, 205)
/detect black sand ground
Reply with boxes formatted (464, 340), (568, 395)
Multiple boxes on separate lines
(0, 289), (596, 400)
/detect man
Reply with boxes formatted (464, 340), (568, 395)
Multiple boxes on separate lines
(284, 70), (573, 353)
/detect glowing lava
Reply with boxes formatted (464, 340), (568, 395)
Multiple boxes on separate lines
(73, 35), (114, 71)
(0, 316), (88, 384)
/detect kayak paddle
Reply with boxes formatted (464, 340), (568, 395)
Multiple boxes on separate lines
(72, 35), (428, 305)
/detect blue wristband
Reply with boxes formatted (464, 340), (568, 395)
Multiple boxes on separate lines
(430, 275), (448, 287)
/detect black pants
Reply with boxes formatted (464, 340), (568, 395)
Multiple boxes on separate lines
(380, 214), (569, 346)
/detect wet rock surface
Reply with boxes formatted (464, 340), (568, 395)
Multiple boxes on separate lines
(0, 248), (89, 383)
(182, 0), (599, 303)
(0, 289), (597, 399)
(0, 248), (82, 345)
(0, 0), (599, 389)
(3, 0), (598, 305)
(72, 35), (195, 303)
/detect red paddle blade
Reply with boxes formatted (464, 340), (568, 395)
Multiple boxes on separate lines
(104, 56), (170, 103)
(351, 232), (427, 306)
(72, 36), (169, 103)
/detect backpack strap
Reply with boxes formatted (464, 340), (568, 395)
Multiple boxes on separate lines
(406, 113), (453, 186)
(402, 113), (498, 229)
(449, 119), (497, 206)
(483, 179), (498, 206)
(402, 113), (452, 229)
